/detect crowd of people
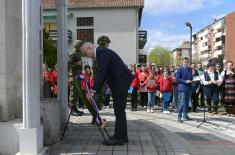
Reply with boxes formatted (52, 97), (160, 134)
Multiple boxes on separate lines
(43, 57), (235, 122)
(42, 35), (235, 145)
(128, 58), (235, 122)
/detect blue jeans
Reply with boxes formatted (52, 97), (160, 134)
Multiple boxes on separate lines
(163, 92), (171, 111)
(148, 92), (156, 108)
(172, 86), (179, 109)
(178, 91), (191, 118)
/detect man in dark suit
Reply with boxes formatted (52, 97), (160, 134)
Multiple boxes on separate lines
(80, 36), (133, 146)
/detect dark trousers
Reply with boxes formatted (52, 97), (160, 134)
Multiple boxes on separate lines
(43, 80), (51, 98)
(131, 87), (138, 110)
(140, 92), (147, 107)
(204, 88), (219, 112)
(112, 91), (128, 140)
(104, 94), (110, 106)
(199, 86), (205, 106)
(191, 92), (199, 112)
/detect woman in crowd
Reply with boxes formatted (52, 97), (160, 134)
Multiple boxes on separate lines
(221, 61), (235, 116)
(154, 67), (161, 109)
(191, 63), (200, 112)
(51, 64), (58, 98)
(43, 63), (52, 98)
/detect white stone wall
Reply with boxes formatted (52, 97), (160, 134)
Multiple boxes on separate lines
(0, 0), (22, 121)
(44, 7), (139, 65)
(72, 8), (138, 65)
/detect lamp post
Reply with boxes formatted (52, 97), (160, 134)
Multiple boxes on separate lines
(185, 22), (192, 64)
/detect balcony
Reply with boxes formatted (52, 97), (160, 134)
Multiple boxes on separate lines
(214, 50), (223, 57)
(215, 32), (222, 39)
(214, 40), (222, 47)
(139, 30), (147, 49)
(49, 30), (72, 42)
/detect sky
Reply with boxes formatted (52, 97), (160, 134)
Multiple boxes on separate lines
(141, 0), (235, 53)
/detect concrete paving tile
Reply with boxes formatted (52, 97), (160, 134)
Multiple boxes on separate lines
(58, 144), (72, 150)
(97, 151), (113, 155)
(113, 145), (127, 151)
(142, 151), (158, 155)
(113, 151), (127, 155)
(142, 146), (157, 151)
(82, 150), (97, 155)
(128, 150), (143, 155)
(128, 145), (142, 151)
(99, 145), (114, 151)
(84, 145), (100, 150)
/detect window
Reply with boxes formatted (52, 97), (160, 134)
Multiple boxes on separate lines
(202, 42), (207, 47)
(77, 29), (94, 43)
(200, 37), (203, 40)
(77, 17), (94, 26)
(77, 17), (94, 42)
(201, 50), (208, 55)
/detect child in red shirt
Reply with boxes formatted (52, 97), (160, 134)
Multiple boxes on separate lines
(138, 66), (148, 107)
(130, 70), (139, 111)
(159, 71), (173, 113)
(145, 71), (158, 113)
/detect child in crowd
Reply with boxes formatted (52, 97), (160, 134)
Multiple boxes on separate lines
(159, 71), (173, 113)
(130, 69), (139, 111)
(145, 71), (158, 113)
(138, 66), (148, 107)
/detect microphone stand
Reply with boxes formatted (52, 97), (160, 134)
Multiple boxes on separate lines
(197, 74), (219, 128)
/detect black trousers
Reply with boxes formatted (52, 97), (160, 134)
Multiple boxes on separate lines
(191, 92), (199, 112)
(104, 94), (110, 106)
(199, 86), (205, 106)
(112, 91), (128, 140)
(204, 88), (219, 112)
(140, 92), (147, 107)
(131, 87), (138, 110)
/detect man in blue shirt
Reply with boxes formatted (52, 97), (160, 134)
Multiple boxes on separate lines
(176, 57), (193, 122)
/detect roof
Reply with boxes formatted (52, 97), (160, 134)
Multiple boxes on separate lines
(43, 0), (144, 9)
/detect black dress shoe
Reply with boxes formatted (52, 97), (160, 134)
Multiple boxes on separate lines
(103, 138), (124, 146)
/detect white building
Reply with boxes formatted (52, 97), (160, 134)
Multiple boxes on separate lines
(43, 0), (147, 65)
(171, 41), (190, 66)
(0, 0), (147, 154)
(193, 12), (235, 66)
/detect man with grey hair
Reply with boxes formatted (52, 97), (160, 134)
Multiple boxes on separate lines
(80, 37), (133, 146)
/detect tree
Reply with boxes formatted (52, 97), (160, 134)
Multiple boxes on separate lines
(43, 29), (57, 69)
(148, 47), (172, 66)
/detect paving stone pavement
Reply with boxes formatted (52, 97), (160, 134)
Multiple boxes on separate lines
(49, 105), (235, 155)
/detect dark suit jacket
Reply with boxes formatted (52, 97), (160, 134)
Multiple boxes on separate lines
(94, 47), (133, 95)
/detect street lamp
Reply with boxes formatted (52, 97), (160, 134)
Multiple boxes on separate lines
(185, 22), (192, 64)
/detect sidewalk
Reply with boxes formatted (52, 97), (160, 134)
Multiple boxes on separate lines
(49, 105), (235, 155)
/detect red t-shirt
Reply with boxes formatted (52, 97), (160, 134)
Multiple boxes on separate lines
(43, 70), (51, 81)
(159, 77), (173, 94)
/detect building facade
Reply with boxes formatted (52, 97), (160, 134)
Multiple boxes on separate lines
(193, 12), (235, 66)
(43, 0), (147, 65)
(172, 41), (190, 66)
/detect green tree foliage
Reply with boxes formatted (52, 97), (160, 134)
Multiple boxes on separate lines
(43, 29), (57, 69)
(148, 47), (172, 66)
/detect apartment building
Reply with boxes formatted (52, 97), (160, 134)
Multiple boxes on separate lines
(193, 12), (235, 66)
(172, 41), (190, 66)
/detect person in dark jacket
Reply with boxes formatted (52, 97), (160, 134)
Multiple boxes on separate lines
(176, 57), (193, 122)
(80, 36), (133, 146)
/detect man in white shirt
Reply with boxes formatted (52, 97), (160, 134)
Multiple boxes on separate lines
(199, 63), (223, 114)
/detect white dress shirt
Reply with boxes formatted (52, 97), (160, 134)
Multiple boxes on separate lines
(199, 70), (223, 86)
